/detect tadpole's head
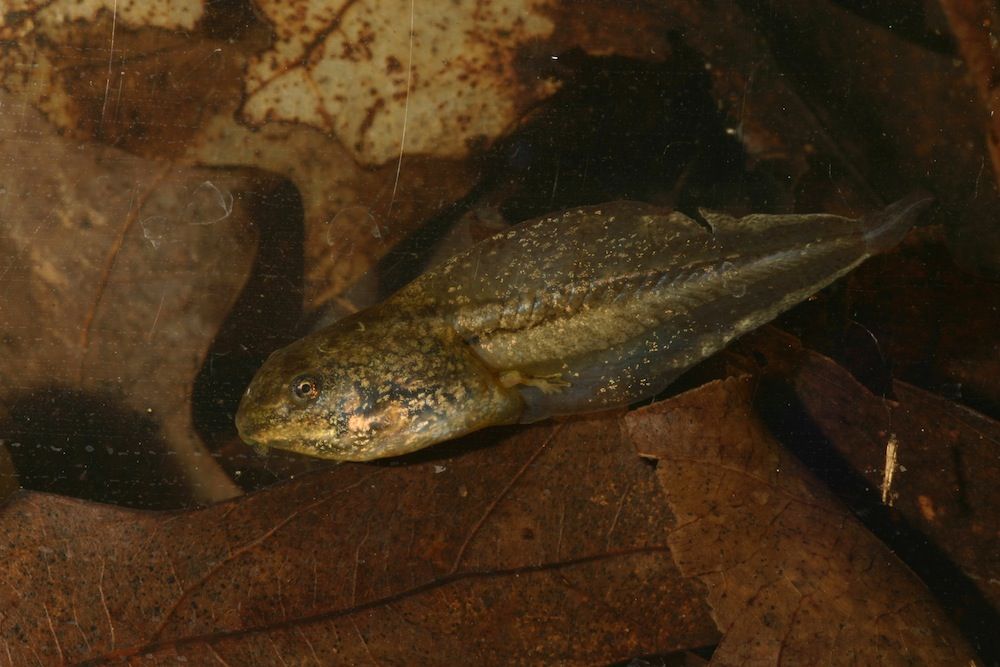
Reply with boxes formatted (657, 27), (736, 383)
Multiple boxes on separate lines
(234, 312), (521, 462)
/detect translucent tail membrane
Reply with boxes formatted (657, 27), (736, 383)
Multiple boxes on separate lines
(862, 193), (934, 254)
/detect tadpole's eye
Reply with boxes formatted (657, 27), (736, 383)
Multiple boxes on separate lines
(290, 374), (322, 403)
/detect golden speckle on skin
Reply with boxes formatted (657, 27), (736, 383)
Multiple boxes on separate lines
(236, 198), (929, 461)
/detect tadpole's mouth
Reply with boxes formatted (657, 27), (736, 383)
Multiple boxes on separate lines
(234, 386), (274, 449)
(234, 404), (262, 447)
(234, 395), (312, 457)
(234, 410), (288, 456)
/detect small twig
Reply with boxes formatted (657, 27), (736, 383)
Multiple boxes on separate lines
(880, 432), (900, 507)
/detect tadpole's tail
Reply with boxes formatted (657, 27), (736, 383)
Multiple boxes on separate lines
(863, 193), (935, 254)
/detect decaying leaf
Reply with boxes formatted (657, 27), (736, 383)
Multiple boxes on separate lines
(243, 0), (560, 166)
(0, 412), (719, 664)
(0, 377), (981, 665)
(624, 377), (979, 665)
(789, 351), (1000, 613)
(718, 327), (1000, 660)
(0, 0), (206, 146)
(0, 0), (202, 37)
(0, 94), (267, 506)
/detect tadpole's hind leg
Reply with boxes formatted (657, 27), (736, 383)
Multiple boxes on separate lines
(499, 370), (571, 395)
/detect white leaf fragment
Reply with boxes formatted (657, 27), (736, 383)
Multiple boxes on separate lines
(244, 0), (559, 165)
(1, 0), (203, 32)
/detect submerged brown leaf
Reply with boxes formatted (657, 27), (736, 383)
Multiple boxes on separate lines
(0, 379), (981, 665)
(625, 377), (979, 665)
(789, 351), (1000, 613)
(0, 413), (718, 665)
(243, 0), (560, 166)
(0, 95), (267, 506)
(719, 327), (1000, 659)
(0, 1), (208, 146)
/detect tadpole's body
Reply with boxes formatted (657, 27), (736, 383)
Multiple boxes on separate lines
(236, 198), (930, 461)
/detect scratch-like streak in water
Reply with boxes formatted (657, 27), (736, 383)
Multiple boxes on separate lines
(114, 50), (126, 123)
(387, 0), (416, 218)
(99, 0), (119, 127)
(147, 290), (167, 341)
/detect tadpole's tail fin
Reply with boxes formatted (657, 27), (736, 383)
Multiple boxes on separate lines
(863, 193), (934, 254)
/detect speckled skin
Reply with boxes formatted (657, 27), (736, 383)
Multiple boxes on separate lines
(236, 197), (929, 461)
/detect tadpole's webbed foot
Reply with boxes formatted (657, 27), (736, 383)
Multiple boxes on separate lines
(499, 370), (571, 395)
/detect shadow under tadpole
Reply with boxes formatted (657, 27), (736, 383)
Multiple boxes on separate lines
(0, 385), (193, 509)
